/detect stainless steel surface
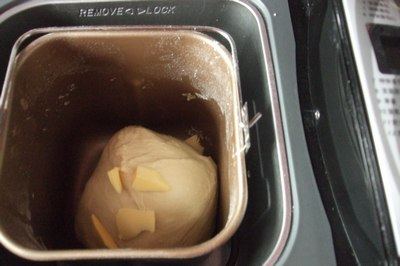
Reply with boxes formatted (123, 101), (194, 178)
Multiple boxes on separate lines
(0, 0), (293, 264)
(0, 26), (247, 260)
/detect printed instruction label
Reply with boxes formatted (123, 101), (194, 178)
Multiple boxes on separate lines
(79, 6), (176, 18)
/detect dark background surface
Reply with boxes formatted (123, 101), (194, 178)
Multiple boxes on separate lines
(288, 0), (399, 265)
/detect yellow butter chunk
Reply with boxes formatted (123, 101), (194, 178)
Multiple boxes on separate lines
(91, 214), (118, 249)
(132, 166), (170, 192)
(185, 135), (204, 154)
(107, 167), (122, 194)
(116, 208), (155, 240)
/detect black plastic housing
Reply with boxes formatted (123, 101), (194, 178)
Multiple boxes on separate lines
(289, 0), (399, 265)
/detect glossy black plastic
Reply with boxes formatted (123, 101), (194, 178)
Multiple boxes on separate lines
(289, 0), (398, 264)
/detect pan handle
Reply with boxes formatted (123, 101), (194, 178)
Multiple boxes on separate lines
(240, 102), (262, 154)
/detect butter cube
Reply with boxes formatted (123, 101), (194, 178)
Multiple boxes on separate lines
(116, 208), (155, 240)
(132, 166), (170, 192)
(185, 135), (204, 154)
(91, 214), (118, 249)
(107, 167), (122, 194)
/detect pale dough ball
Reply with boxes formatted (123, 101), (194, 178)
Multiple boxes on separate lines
(75, 126), (217, 249)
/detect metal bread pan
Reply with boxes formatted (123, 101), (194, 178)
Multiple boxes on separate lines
(0, 1), (292, 265)
(0, 26), (248, 261)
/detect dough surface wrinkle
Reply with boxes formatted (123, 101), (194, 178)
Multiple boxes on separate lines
(75, 126), (217, 249)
